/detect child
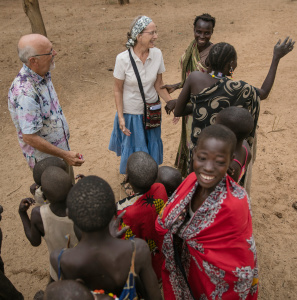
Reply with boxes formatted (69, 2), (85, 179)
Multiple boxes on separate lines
(215, 106), (254, 184)
(30, 157), (67, 205)
(19, 166), (78, 282)
(50, 176), (162, 299)
(43, 280), (114, 300)
(0, 205), (24, 300)
(117, 151), (168, 281)
(155, 166), (183, 197)
(156, 124), (258, 299)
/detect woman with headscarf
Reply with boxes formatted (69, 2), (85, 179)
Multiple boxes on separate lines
(109, 16), (172, 182)
(162, 13), (216, 177)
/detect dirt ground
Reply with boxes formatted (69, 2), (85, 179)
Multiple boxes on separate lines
(0, 0), (297, 299)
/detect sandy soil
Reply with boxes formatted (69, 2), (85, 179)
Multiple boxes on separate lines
(0, 0), (297, 299)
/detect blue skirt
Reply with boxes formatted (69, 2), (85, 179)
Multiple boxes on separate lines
(109, 112), (163, 174)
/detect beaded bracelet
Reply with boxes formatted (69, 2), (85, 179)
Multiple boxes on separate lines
(91, 289), (119, 300)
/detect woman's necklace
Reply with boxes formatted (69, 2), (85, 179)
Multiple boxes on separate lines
(209, 71), (225, 79)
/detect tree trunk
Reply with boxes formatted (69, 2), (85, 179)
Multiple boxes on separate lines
(22, 0), (47, 37)
(118, 0), (129, 4)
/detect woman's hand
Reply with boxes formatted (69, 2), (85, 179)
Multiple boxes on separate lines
(161, 83), (180, 94)
(165, 99), (177, 115)
(258, 37), (295, 100)
(273, 36), (295, 60)
(119, 116), (131, 136)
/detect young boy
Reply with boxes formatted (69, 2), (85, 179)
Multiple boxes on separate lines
(50, 175), (162, 299)
(30, 157), (67, 205)
(42, 280), (115, 300)
(155, 166), (183, 197)
(215, 107), (254, 184)
(19, 166), (78, 281)
(42, 280), (101, 300)
(0, 205), (24, 300)
(117, 151), (168, 281)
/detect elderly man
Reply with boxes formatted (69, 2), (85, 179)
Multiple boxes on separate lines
(8, 34), (84, 174)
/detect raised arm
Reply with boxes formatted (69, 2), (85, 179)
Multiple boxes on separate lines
(257, 37), (295, 100)
(18, 198), (44, 246)
(135, 239), (162, 300)
(22, 134), (84, 167)
(114, 78), (131, 136)
(161, 82), (181, 94)
(174, 73), (193, 117)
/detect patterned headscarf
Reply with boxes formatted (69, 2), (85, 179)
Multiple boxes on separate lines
(126, 16), (152, 49)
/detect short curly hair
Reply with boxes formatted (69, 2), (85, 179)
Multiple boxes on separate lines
(216, 107), (254, 142)
(41, 166), (72, 203)
(67, 176), (115, 232)
(196, 124), (237, 157)
(126, 151), (158, 191)
(193, 13), (216, 28)
(44, 280), (93, 300)
(33, 157), (67, 186)
(156, 166), (182, 197)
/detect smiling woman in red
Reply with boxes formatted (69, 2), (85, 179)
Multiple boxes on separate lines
(156, 124), (259, 300)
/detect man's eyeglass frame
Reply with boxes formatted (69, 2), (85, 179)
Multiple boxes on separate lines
(30, 49), (53, 58)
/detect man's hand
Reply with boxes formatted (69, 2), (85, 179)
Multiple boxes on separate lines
(22, 133), (85, 167)
(63, 151), (85, 167)
(19, 198), (35, 213)
(109, 211), (130, 239)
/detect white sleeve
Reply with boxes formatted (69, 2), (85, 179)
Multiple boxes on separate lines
(113, 52), (126, 80)
(158, 50), (166, 74)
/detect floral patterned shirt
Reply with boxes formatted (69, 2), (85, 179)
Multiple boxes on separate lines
(8, 64), (70, 168)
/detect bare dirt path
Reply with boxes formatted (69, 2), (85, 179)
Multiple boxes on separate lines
(0, 0), (296, 299)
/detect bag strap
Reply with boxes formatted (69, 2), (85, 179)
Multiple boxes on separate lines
(128, 48), (146, 104)
(173, 234), (196, 300)
(128, 49), (147, 127)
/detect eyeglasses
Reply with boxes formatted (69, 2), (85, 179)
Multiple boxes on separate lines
(31, 49), (53, 58)
(142, 31), (158, 36)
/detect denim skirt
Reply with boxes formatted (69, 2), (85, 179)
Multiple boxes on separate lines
(108, 112), (163, 174)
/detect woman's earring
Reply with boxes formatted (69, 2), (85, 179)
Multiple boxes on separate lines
(229, 66), (234, 79)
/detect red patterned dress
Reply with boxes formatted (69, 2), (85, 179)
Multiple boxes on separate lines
(156, 173), (258, 299)
(117, 183), (168, 281)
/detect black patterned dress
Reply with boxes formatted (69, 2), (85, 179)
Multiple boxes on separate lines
(190, 78), (260, 150)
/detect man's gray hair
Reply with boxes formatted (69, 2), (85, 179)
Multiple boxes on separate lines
(18, 45), (36, 63)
